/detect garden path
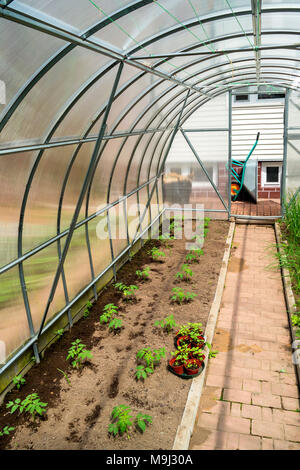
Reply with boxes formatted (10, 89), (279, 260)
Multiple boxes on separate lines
(189, 224), (300, 450)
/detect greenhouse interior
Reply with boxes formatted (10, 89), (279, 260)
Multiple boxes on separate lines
(0, 0), (300, 452)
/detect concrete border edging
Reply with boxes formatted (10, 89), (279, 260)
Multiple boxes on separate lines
(274, 222), (300, 390)
(172, 221), (235, 450)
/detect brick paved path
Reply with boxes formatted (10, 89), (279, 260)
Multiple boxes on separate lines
(189, 225), (300, 450)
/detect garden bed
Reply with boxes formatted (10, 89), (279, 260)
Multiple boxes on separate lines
(0, 219), (229, 450)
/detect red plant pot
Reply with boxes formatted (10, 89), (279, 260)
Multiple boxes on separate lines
(169, 357), (184, 375)
(191, 336), (205, 348)
(184, 358), (203, 375)
(176, 336), (192, 349)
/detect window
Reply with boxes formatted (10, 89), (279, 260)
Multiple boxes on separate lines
(234, 94), (249, 102)
(261, 162), (282, 187)
(258, 93), (285, 100)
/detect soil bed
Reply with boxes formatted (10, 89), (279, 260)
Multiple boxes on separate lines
(0, 219), (229, 450)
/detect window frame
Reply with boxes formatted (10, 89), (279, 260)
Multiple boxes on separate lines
(261, 162), (282, 187)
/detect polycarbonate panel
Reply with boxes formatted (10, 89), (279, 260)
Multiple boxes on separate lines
(0, 47), (109, 147)
(109, 203), (127, 257)
(51, 65), (117, 140)
(128, 14), (253, 58)
(126, 193), (139, 243)
(11, 0), (134, 33)
(0, 19), (66, 122)
(63, 225), (92, 302)
(0, 151), (37, 267)
(136, 131), (164, 188)
(23, 241), (66, 331)
(88, 214), (112, 277)
(88, 138), (124, 215)
(288, 90), (300, 129)
(22, 145), (77, 254)
(105, 74), (167, 134)
(109, 135), (141, 202)
(287, 90), (300, 195)
(59, 142), (96, 231)
(138, 186), (151, 232)
(286, 135), (300, 195)
(183, 93), (229, 129)
(0, 266), (30, 361)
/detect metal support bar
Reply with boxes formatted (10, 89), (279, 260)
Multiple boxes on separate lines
(131, 43), (300, 59)
(281, 88), (290, 215)
(228, 90), (232, 217)
(251, 0), (262, 85)
(181, 129), (228, 211)
(36, 61), (124, 340)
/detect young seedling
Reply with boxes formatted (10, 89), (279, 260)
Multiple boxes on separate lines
(57, 368), (71, 385)
(66, 339), (93, 369)
(136, 347), (166, 372)
(186, 248), (204, 264)
(108, 404), (133, 438)
(100, 303), (118, 324)
(149, 246), (166, 261)
(135, 412), (152, 433)
(12, 375), (26, 390)
(108, 317), (122, 332)
(114, 282), (139, 301)
(136, 266), (150, 280)
(135, 365), (153, 381)
(6, 393), (47, 420)
(0, 426), (15, 437)
(170, 287), (197, 305)
(175, 264), (193, 282)
(83, 300), (93, 318)
(155, 314), (177, 334)
(55, 328), (64, 338)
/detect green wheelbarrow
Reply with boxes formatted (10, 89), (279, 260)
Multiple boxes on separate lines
(230, 132), (260, 201)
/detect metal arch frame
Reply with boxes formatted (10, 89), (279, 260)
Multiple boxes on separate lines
(1, 3), (300, 372)
(36, 61), (124, 341)
(1, 26), (298, 155)
(1, 2), (300, 136)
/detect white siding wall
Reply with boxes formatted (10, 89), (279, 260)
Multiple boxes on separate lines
(232, 100), (284, 162)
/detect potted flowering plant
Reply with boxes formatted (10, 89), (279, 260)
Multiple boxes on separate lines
(184, 348), (205, 375)
(169, 345), (190, 375)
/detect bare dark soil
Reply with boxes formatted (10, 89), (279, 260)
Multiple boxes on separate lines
(0, 220), (229, 450)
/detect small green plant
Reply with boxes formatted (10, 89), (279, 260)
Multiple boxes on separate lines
(108, 404), (133, 438)
(135, 365), (153, 381)
(55, 328), (64, 338)
(136, 347), (166, 371)
(136, 266), (150, 280)
(57, 368), (71, 385)
(115, 282), (139, 301)
(171, 287), (197, 304)
(108, 317), (122, 331)
(0, 426), (15, 437)
(66, 339), (93, 369)
(12, 375), (26, 390)
(155, 314), (177, 334)
(83, 300), (93, 318)
(185, 248), (204, 263)
(100, 303), (118, 324)
(175, 264), (193, 281)
(149, 246), (166, 261)
(108, 405), (152, 437)
(135, 412), (152, 433)
(6, 393), (47, 420)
